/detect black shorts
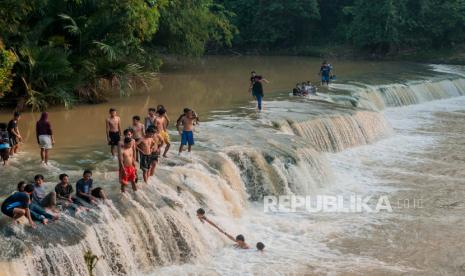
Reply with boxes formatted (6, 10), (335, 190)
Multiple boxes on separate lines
(108, 132), (120, 146)
(1, 206), (14, 218)
(9, 137), (17, 147)
(140, 153), (158, 171)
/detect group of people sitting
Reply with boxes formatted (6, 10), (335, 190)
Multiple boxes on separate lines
(1, 170), (107, 227)
(293, 81), (317, 96)
(105, 105), (199, 193)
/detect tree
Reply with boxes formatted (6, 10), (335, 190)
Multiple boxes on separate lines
(0, 42), (16, 97)
(220, 0), (320, 49)
(346, 0), (402, 53)
(154, 0), (237, 56)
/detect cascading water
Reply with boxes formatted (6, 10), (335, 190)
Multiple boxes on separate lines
(1, 65), (465, 275)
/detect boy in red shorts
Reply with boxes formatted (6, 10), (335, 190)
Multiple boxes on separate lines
(119, 137), (137, 193)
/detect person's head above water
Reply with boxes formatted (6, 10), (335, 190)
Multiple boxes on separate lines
(251, 71), (256, 77)
(196, 208), (206, 219)
(132, 115), (140, 122)
(236, 234), (245, 243)
(13, 111), (20, 119)
(109, 108), (116, 116)
(148, 108), (156, 115)
(256, 242), (265, 251)
(183, 108), (191, 114)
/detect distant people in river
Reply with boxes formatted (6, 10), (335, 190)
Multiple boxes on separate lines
(7, 111), (22, 156)
(176, 108), (198, 155)
(0, 123), (10, 166)
(319, 61), (333, 85)
(293, 81), (317, 96)
(106, 108), (121, 158)
(36, 112), (54, 165)
(249, 71), (269, 111)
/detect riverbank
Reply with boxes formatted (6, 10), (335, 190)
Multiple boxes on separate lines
(208, 44), (465, 65)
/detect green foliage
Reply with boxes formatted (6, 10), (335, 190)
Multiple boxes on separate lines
(0, 45), (17, 97)
(0, 0), (166, 110)
(155, 0), (237, 56)
(346, 0), (401, 52)
(221, 0), (320, 49)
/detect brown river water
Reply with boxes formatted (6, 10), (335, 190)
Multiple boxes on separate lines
(0, 57), (464, 275)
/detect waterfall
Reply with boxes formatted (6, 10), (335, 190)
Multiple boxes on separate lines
(354, 78), (465, 110)
(276, 111), (393, 152)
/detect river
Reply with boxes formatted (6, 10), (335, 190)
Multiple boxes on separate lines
(0, 56), (464, 275)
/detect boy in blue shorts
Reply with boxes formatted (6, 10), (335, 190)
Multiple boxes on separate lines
(177, 109), (197, 154)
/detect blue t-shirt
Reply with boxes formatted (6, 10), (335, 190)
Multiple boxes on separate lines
(2, 192), (29, 211)
(320, 65), (331, 77)
(76, 178), (93, 195)
(32, 184), (46, 204)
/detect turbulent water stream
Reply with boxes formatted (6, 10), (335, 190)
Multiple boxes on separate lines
(0, 59), (464, 275)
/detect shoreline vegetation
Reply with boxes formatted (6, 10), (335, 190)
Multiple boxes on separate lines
(1, 0), (464, 111)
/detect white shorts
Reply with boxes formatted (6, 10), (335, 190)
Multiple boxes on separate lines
(38, 135), (53, 149)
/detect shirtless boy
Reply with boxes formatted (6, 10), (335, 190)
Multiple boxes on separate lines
(177, 109), (198, 154)
(119, 137), (137, 193)
(137, 127), (162, 182)
(106, 108), (121, 157)
(132, 116), (145, 142)
(155, 107), (170, 157)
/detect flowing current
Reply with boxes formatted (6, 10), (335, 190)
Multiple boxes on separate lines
(0, 58), (464, 275)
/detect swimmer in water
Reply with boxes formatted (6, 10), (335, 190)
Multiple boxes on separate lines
(196, 208), (250, 249)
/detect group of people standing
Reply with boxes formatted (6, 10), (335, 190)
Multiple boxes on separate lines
(105, 106), (199, 193)
(0, 111), (55, 166)
(0, 104), (199, 227)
